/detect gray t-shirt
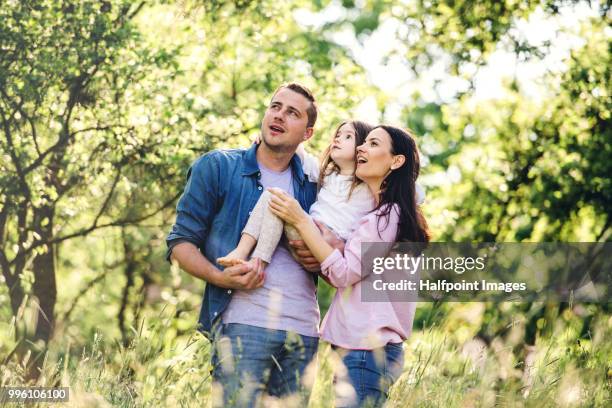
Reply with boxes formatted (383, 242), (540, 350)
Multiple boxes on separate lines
(222, 162), (320, 337)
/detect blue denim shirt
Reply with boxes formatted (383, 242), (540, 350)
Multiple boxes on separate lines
(166, 143), (318, 338)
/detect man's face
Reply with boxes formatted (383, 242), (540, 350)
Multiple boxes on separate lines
(261, 87), (313, 153)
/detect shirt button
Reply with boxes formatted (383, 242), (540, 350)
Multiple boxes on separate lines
(227, 290), (232, 294)
(258, 186), (262, 191)
(248, 211), (252, 215)
(213, 312), (218, 316)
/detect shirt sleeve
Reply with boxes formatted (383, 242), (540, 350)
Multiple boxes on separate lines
(320, 206), (399, 288)
(297, 146), (320, 182)
(166, 153), (221, 260)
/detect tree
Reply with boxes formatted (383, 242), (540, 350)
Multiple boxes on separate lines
(0, 0), (192, 377)
(429, 19), (610, 243)
(0, 0), (376, 378)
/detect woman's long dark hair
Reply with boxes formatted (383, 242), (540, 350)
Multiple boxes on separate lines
(374, 125), (431, 243)
(318, 120), (374, 199)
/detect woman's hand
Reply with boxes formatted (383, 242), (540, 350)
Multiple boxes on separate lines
(268, 187), (309, 228)
(269, 189), (336, 265)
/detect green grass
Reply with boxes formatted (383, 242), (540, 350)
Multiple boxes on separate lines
(1, 303), (610, 407)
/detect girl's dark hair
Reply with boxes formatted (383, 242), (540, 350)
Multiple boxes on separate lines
(374, 125), (431, 243)
(318, 120), (374, 199)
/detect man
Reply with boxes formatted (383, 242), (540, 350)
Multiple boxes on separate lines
(166, 83), (333, 407)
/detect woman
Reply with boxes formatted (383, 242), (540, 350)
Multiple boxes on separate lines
(268, 125), (430, 407)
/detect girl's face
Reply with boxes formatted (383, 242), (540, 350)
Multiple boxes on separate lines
(330, 123), (357, 166)
(355, 128), (398, 182)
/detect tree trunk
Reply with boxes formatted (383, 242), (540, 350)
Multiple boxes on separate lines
(118, 231), (136, 347)
(22, 205), (57, 381)
(3, 265), (26, 320)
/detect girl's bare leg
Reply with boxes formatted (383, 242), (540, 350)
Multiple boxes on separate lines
(217, 234), (257, 267)
(217, 191), (282, 266)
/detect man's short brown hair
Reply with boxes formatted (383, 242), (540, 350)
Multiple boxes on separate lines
(273, 82), (318, 128)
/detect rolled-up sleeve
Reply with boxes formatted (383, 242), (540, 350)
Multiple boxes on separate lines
(320, 240), (363, 288)
(166, 153), (220, 260)
(320, 207), (399, 288)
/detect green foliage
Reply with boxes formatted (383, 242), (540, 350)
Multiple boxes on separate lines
(386, 303), (611, 407)
(0, 0), (374, 349)
(1, 303), (609, 407)
(1, 0), (610, 405)
(426, 19), (610, 242)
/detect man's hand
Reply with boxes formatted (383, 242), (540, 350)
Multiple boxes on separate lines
(288, 239), (320, 272)
(289, 221), (345, 272)
(215, 258), (264, 290)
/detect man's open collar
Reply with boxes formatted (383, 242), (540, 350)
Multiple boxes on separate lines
(242, 143), (306, 184)
(241, 143), (260, 176)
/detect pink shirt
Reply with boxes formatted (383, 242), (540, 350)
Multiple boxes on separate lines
(319, 204), (416, 350)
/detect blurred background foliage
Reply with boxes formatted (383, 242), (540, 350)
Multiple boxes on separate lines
(0, 0), (610, 406)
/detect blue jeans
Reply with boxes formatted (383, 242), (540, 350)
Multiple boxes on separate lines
(211, 323), (319, 407)
(334, 343), (404, 408)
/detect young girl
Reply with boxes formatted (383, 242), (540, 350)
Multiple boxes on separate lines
(268, 125), (430, 407)
(217, 120), (377, 267)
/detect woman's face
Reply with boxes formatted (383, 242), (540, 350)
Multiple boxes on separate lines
(355, 128), (396, 182)
(330, 123), (357, 165)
